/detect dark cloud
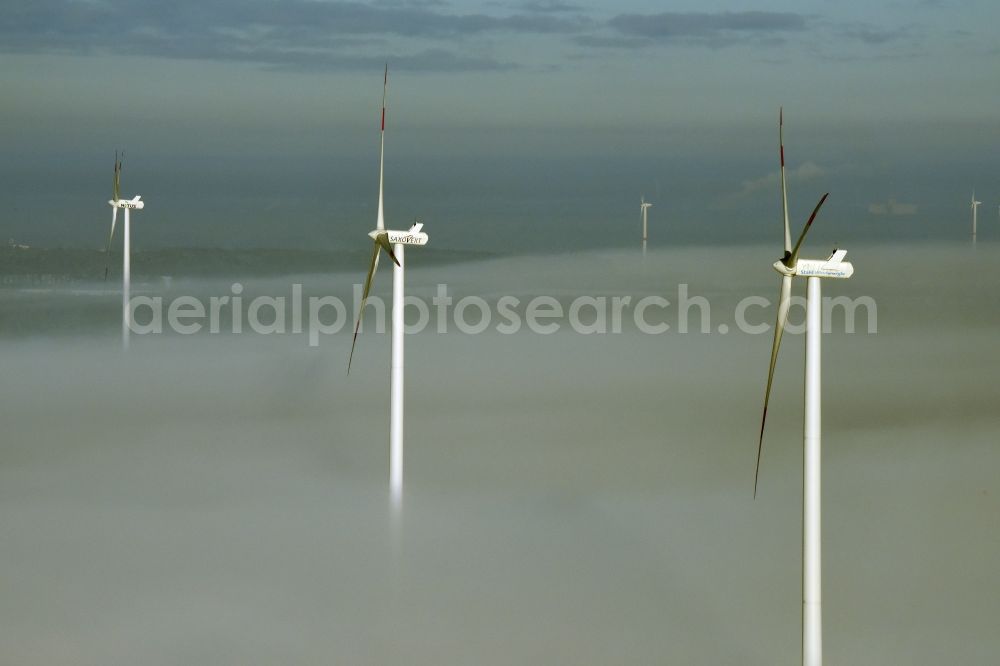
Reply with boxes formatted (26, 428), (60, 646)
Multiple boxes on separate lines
(850, 29), (903, 44)
(0, 0), (576, 71)
(370, 0), (451, 7)
(570, 10), (809, 50)
(842, 26), (912, 45)
(259, 48), (516, 73)
(607, 10), (807, 42)
(572, 34), (646, 49)
(517, 0), (582, 13)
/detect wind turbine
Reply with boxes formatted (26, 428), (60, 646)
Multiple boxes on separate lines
(754, 108), (855, 666)
(348, 65), (429, 506)
(971, 192), (981, 239)
(104, 152), (144, 349)
(640, 196), (652, 253)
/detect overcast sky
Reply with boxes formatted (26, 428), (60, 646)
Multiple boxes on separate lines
(1, 0), (998, 249)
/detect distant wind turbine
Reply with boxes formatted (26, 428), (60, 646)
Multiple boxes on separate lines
(640, 196), (652, 250)
(754, 108), (855, 666)
(971, 192), (981, 239)
(104, 152), (144, 349)
(348, 66), (429, 507)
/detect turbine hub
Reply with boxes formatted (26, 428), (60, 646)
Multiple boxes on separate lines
(773, 259), (796, 277)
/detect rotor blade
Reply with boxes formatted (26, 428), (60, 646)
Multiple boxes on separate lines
(113, 151), (121, 202)
(376, 66), (387, 232)
(348, 241), (382, 374)
(754, 274), (792, 498)
(376, 233), (400, 267)
(788, 192), (829, 266)
(103, 206), (118, 281)
(780, 108), (791, 254)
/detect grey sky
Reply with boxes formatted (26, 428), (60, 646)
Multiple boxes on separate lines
(1, 1), (998, 249)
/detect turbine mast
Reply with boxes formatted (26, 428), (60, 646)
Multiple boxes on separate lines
(390, 243), (404, 505)
(104, 152), (143, 349)
(349, 67), (429, 507)
(803, 276), (823, 665)
(971, 192), (980, 239)
(122, 208), (130, 349)
(755, 110), (854, 666)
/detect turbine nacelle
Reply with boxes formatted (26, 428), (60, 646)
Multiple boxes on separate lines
(772, 248), (853, 279)
(369, 223), (429, 246)
(110, 196), (144, 210)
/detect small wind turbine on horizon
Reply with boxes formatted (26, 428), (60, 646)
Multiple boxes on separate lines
(348, 65), (429, 507)
(754, 108), (855, 666)
(971, 192), (981, 239)
(103, 152), (144, 349)
(640, 196), (652, 253)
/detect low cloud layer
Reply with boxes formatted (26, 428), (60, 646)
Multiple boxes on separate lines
(2, 244), (999, 664)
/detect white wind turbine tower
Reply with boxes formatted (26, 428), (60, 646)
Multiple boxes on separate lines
(970, 192), (981, 239)
(348, 66), (429, 507)
(640, 196), (652, 253)
(103, 152), (144, 349)
(754, 108), (855, 666)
